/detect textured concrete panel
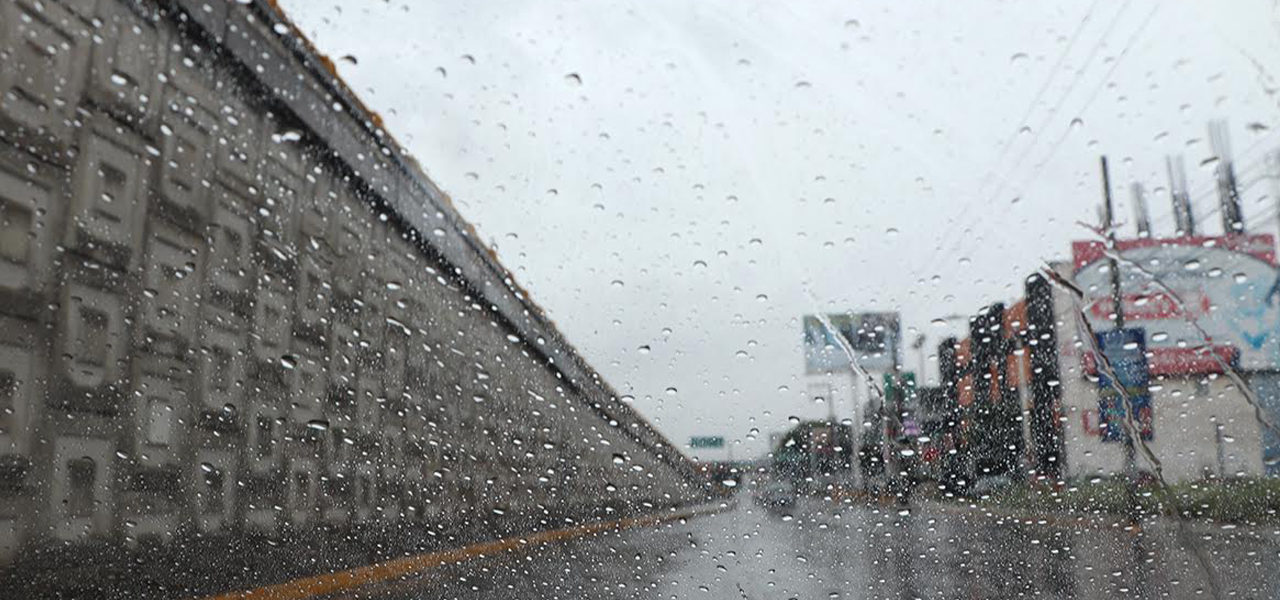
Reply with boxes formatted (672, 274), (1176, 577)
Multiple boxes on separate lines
(0, 0), (89, 154)
(0, 0), (702, 589)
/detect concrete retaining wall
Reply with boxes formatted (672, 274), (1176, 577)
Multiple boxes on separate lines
(0, 0), (702, 595)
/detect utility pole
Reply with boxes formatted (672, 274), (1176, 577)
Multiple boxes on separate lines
(913, 334), (927, 383)
(1102, 157), (1123, 330)
(1166, 155), (1195, 236)
(826, 386), (836, 423)
(1101, 156), (1140, 525)
(1210, 120), (1245, 234)
(1131, 182), (1151, 239)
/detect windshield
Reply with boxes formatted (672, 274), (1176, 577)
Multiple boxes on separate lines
(1, 1), (1279, 598)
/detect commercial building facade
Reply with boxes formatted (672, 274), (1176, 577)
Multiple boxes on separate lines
(937, 235), (1277, 486)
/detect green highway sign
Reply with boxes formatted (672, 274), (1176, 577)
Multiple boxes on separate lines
(689, 436), (725, 449)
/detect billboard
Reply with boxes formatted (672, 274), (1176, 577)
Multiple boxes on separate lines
(1072, 234), (1279, 372)
(803, 312), (900, 374)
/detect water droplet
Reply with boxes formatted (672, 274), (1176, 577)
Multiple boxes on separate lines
(637, 345), (651, 354)
(280, 355), (297, 370)
(1010, 52), (1029, 64)
(339, 54), (358, 65)
(665, 387), (678, 395)
(1184, 259), (1201, 271)
(565, 72), (582, 85)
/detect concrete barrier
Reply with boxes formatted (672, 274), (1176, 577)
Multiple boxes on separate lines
(0, 0), (702, 595)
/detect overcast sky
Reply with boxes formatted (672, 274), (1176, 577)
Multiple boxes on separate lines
(281, 0), (1280, 459)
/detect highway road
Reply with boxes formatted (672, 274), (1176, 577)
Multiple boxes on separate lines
(332, 494), (1280, 599)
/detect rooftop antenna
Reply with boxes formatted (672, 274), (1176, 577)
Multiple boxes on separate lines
(1131, 182), (1151, 238)
(1209, 119), (1244, 234)
(1166, 155), (1195, 236)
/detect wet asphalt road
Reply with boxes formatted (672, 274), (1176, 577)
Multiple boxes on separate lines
(338, 495), (1280, 600)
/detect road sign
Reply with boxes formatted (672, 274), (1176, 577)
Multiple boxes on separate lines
(803, 312), (901, 374)
(1094, 328), (1153, 443)
(689, 436), (725, 449)
(882, 371), (916, 400)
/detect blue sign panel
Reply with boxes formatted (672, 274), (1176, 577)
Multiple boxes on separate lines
(1095, 328), (1153, 443)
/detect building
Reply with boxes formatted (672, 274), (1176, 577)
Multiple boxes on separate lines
(937, 232), (1279, 486)
(936, 275), (1064, 487)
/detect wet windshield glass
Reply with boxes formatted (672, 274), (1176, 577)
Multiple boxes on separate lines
(1, 1), (1279, 598)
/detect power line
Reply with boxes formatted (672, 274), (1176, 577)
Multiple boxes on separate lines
(973, 0), (1110, 195)
(981, 0), (1137, 204)
(1146, 128), (1280, 231)
(912, 1), (1141, 277)
(919, 4), (1162, 277)
(1016, 4), (1162, 191)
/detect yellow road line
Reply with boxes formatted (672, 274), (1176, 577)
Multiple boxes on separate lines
(199, 503), (729, 600)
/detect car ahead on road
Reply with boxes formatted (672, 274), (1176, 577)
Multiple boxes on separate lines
(969, 475), (1015, 497)
(753, 478), (798, 510)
